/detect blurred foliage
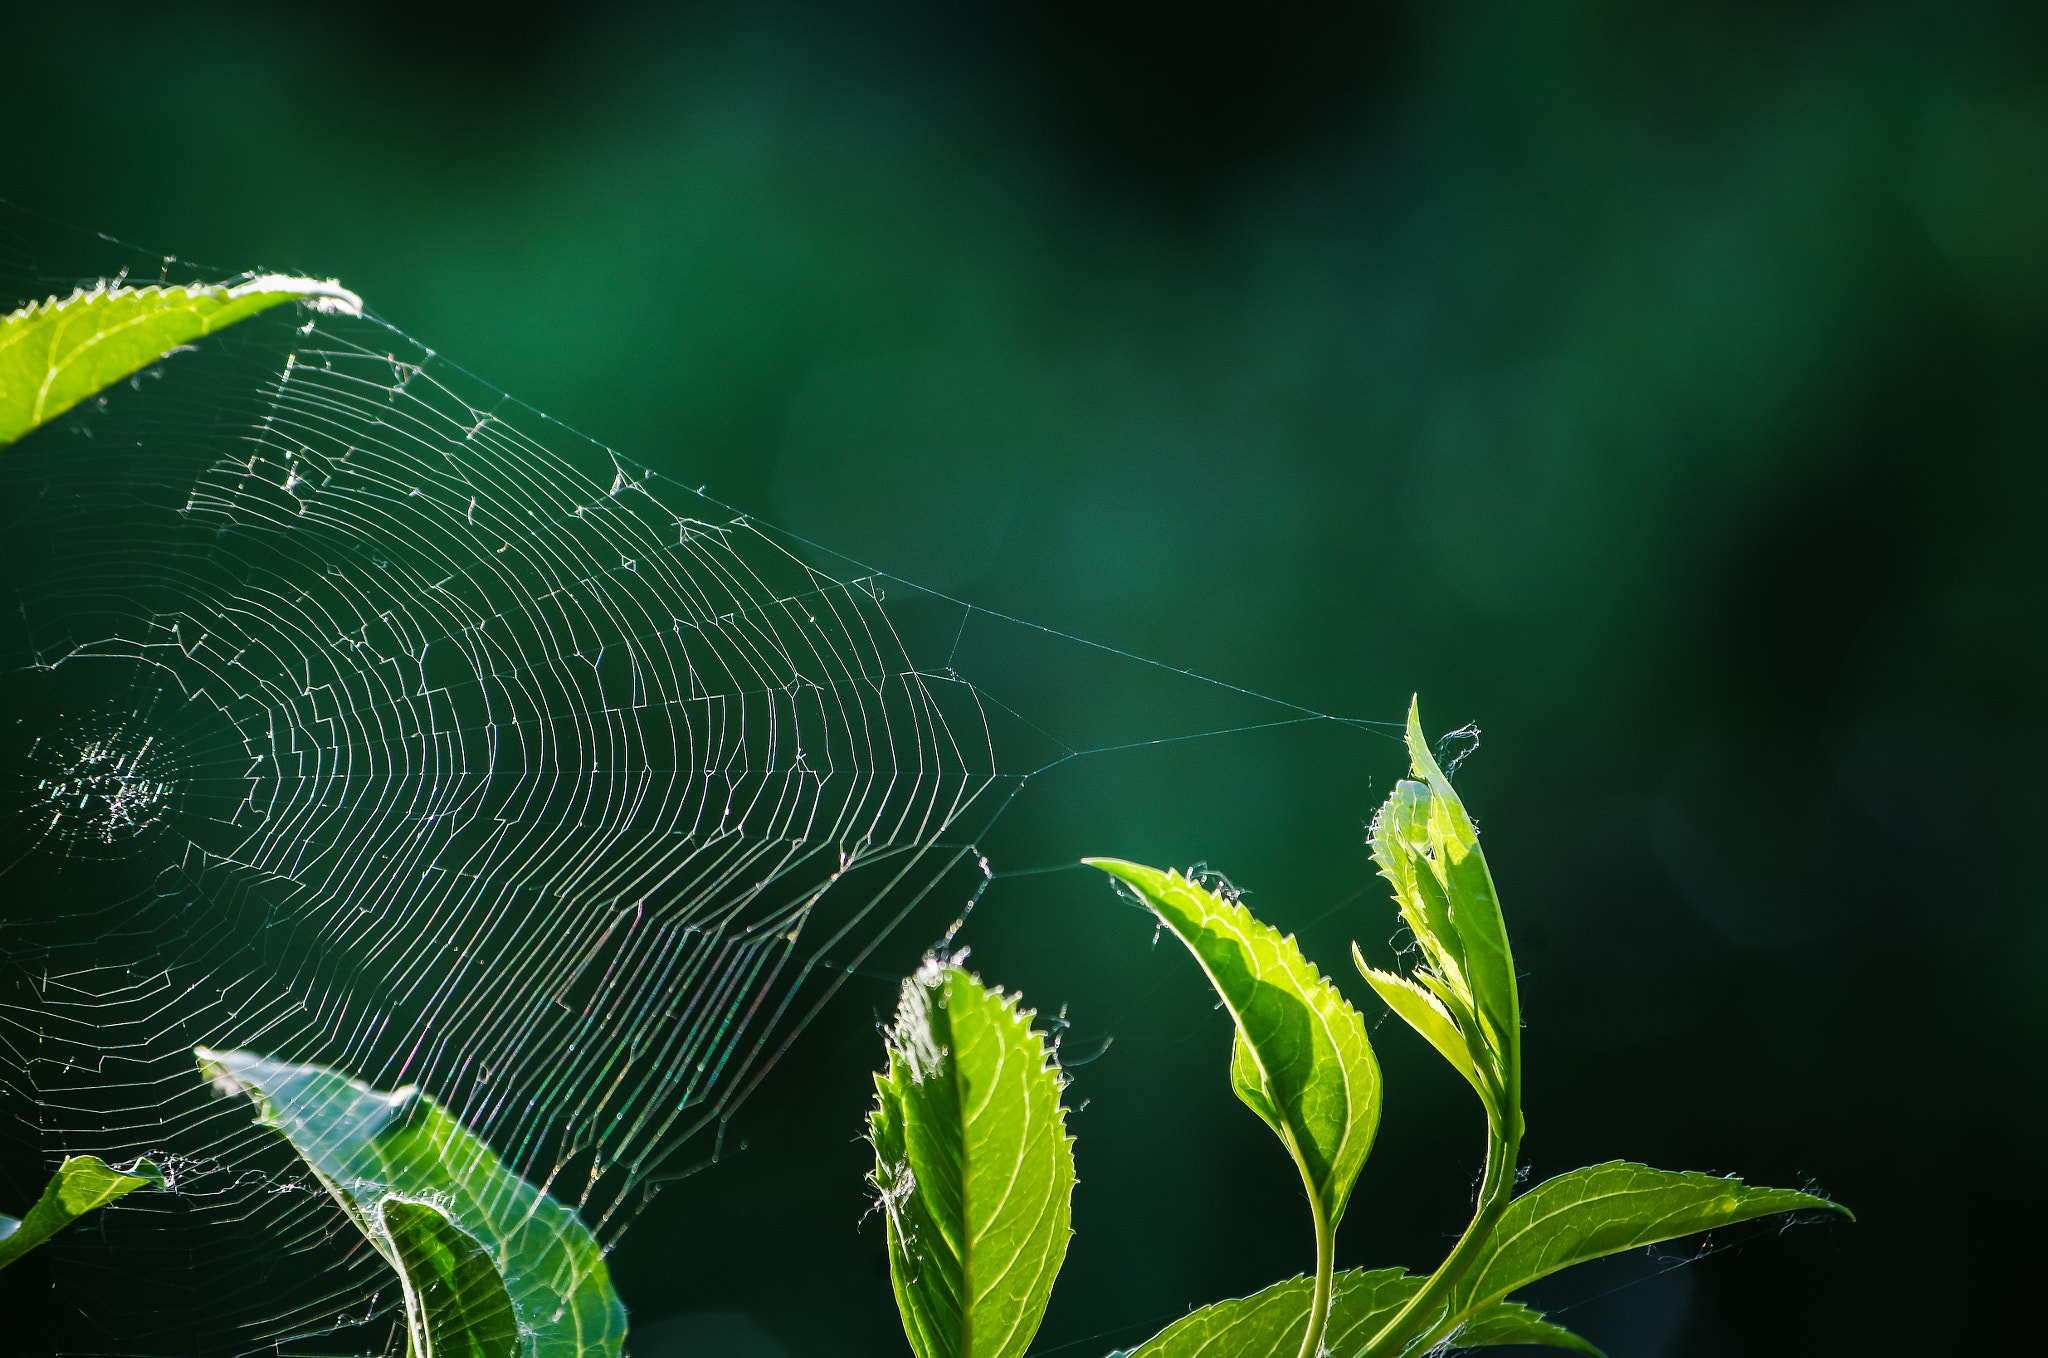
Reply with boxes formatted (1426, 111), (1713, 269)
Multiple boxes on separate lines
(3, 1), (2042, 1355)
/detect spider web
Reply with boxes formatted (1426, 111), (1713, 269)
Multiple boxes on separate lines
(0, 202), (1384, 1357)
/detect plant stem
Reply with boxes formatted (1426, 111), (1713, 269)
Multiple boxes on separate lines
(1359, 1125), (1519, 1358)
(1295, 1191), (1336, 1358)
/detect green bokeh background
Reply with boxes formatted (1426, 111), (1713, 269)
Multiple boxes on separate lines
(5, 2), (2044, 1355)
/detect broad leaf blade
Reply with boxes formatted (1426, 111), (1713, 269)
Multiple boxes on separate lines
(0, 1154), (161, 1270)
(1452, 1161), (1851, 1316)
(869, 959), (1075, 1358)
(1126, 1268), (1596, 1358)
(197, 1048), (625, 1358)
(382, 1199), (523, 1358)
(0, 276), (361, 447)
(1085, 859), (1380, 1228)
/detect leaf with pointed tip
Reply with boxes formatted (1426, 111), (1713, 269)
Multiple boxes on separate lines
(1125, 1268), (1597, 1358)
(196, 1048), (624, 1358)
(1085, 859), (1380, 1231)
(0, 276), (362, 447)
(869, 960), (1075, 1358)
(1351, 948), (1487, 1107)
(1450, 1161), (1851, 1317)
(0, 1154), (162, 1270)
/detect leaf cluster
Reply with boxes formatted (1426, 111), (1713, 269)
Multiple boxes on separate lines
(867, 699), (1848, 1358)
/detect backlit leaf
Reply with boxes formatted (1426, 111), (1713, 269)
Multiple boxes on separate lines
(0, 1154), (161, 1271)
(197, 1048), (625, 1358)
(1447, 1301), (1603, 1355)
(1362, 699), (1518, 1130)
(0, 276), (361, 447)
(1125, 1268), (1597, 1358)
(869, 959), (1075, 1358)
(381, 1198), (523, 1358)
(1451, 1161), (1852, 1316)
(1350, 948), (1487, 1107)
(1086, 859), (1381, 1230)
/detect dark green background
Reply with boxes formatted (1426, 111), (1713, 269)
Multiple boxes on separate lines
(5, 2), (2044, 1355)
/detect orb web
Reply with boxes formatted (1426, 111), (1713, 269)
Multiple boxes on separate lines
(0, 221), (1017, 1357)
(0, 202), (1384, 1357)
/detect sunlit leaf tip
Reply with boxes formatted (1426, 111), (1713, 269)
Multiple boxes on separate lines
(869, 958), (1076, 1358)
(1, 274), (363, 447)
(1082, 858), (1380, 1229)
(0, 1153), (162, 1271)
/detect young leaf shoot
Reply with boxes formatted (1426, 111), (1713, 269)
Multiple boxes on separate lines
(1082, 858), (1380, 1358)
(1346, 698), (1527, 1357)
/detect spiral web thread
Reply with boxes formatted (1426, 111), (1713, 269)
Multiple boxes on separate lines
(0, 204), (1380, 1357)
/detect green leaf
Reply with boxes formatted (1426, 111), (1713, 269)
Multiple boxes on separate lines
(868, 958), (1076, 1358)
(1124, 1276), (1316, 1358)
(0, 275), (362, 447)
(1084, 859), (1380, 1231)
(0, 1154), (162, 1270)
(1126, 1270), (1412, 1358)
(196, 1048), (625, 1358)
(1125, 1268), (1598, 1358)
(382, 1198), (523, 1358)
(1447, 1302), (1603, 1355)
(1362, 699), (1519, 1132)
(1450, 1161), (1852, 1317)
(1350, 947), (1487, 1107)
